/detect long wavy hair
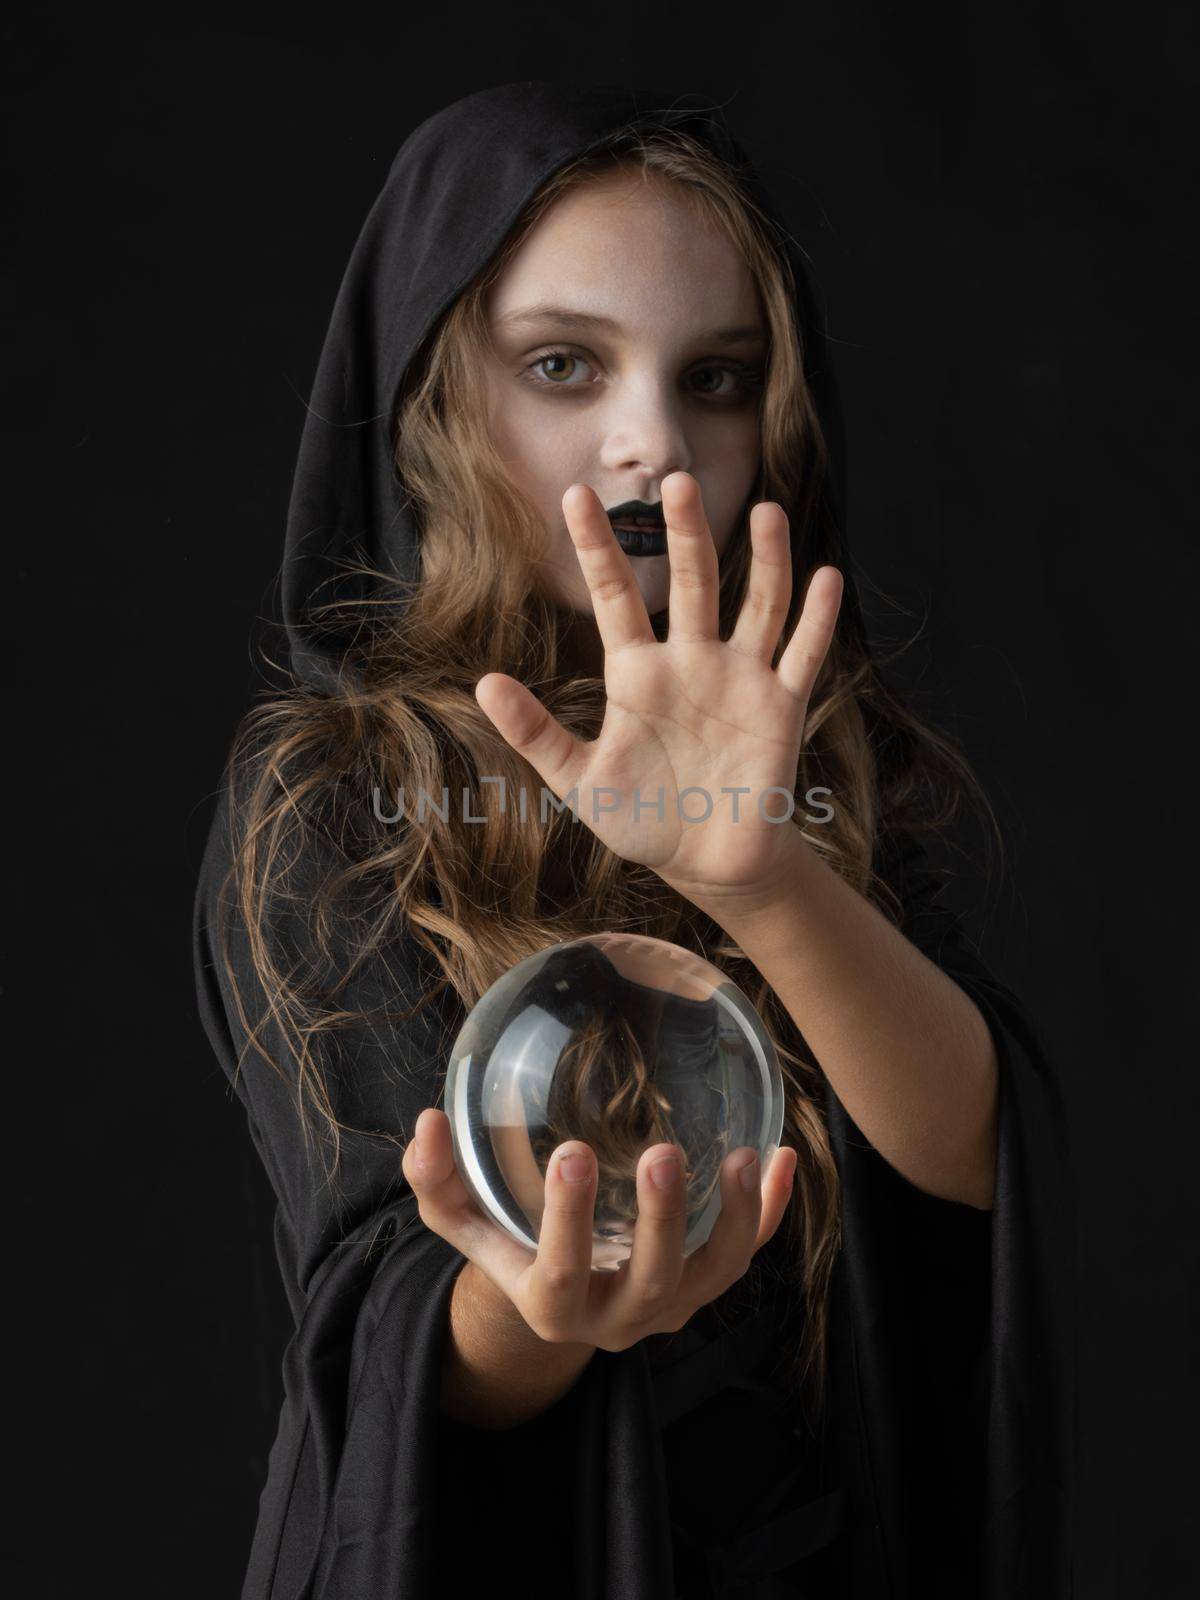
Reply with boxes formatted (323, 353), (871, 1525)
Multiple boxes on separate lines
(214, 123), (1001, 1420)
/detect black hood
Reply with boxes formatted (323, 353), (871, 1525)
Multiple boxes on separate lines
(281, 80), (867, 694)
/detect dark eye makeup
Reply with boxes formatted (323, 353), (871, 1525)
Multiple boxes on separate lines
(518, 346), (765, 402)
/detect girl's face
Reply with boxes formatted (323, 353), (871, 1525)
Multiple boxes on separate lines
(483, 170), (766, 624)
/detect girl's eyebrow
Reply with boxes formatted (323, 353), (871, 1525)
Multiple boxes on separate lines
(493, 301), (767, 347)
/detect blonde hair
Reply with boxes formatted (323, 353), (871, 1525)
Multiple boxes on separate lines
(215, 123), (999, 1418)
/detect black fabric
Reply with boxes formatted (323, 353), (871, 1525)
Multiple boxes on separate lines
(192, 81), (1076, 1598)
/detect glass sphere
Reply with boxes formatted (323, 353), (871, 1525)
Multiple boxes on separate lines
(444, 933), (785, 1271)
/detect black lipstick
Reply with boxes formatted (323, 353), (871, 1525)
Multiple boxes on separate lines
(606, 499), (668, 557)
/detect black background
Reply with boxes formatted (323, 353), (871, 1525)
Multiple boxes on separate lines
(8, 3), (1197, 1594)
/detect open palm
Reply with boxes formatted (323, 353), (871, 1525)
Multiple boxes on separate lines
(475, 471), (843, 907)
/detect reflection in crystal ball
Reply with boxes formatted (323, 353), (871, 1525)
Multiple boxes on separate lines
(444, 933), (785, 1271)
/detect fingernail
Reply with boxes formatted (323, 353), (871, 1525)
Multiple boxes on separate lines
(738, 1155), (760, 1193)
(650, 1155), (680, 1191)
(558, 1152), (592, 1184)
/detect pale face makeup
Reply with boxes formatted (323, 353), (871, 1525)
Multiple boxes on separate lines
(482, 168), (766, 637)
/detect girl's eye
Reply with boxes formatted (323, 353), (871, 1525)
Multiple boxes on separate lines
(689, 363), (764, 399)
(520, 349), (765, 400)
(524, 350), (594, 387)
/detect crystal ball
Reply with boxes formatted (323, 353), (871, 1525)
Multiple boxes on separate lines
(444, 933), (785, 1271)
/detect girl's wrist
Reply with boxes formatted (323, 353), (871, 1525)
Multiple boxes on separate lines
(440, 1259), (598, 1431)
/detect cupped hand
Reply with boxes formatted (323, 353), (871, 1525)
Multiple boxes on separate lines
(401, 1107), (798, 1352)
(474, 470), (844, 909)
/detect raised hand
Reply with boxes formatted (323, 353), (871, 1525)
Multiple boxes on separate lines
(474, 471), (843, 910)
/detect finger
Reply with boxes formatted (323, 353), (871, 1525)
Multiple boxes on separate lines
(400, 1109), (480, 1228)
(402, 1108), (546, 1288)
(663, 471), (720, 644)
(749, 1145), (799, 1251)
(474, 672), (589, 813)
(776, 566), (843, 706)
(679, 1144), (797, 1307)
(522, 1141), (598, 1339)
(401, 1107), (456, 1187)
(728, 501), (793, 664)
(614, 1142), (688, 1330)
(562, 482), (656, 655)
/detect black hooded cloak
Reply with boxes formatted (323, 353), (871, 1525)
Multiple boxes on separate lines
(192, 82), (1076, 1598)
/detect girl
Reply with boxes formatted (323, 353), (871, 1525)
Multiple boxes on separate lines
(194, 81), (1074, 1599)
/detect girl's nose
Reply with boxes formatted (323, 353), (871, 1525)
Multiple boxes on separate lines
(599, 384), (692, 481)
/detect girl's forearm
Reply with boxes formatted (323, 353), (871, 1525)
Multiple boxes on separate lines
(689, 836), (999, 1209)
(440, 1258), (598, 1430)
